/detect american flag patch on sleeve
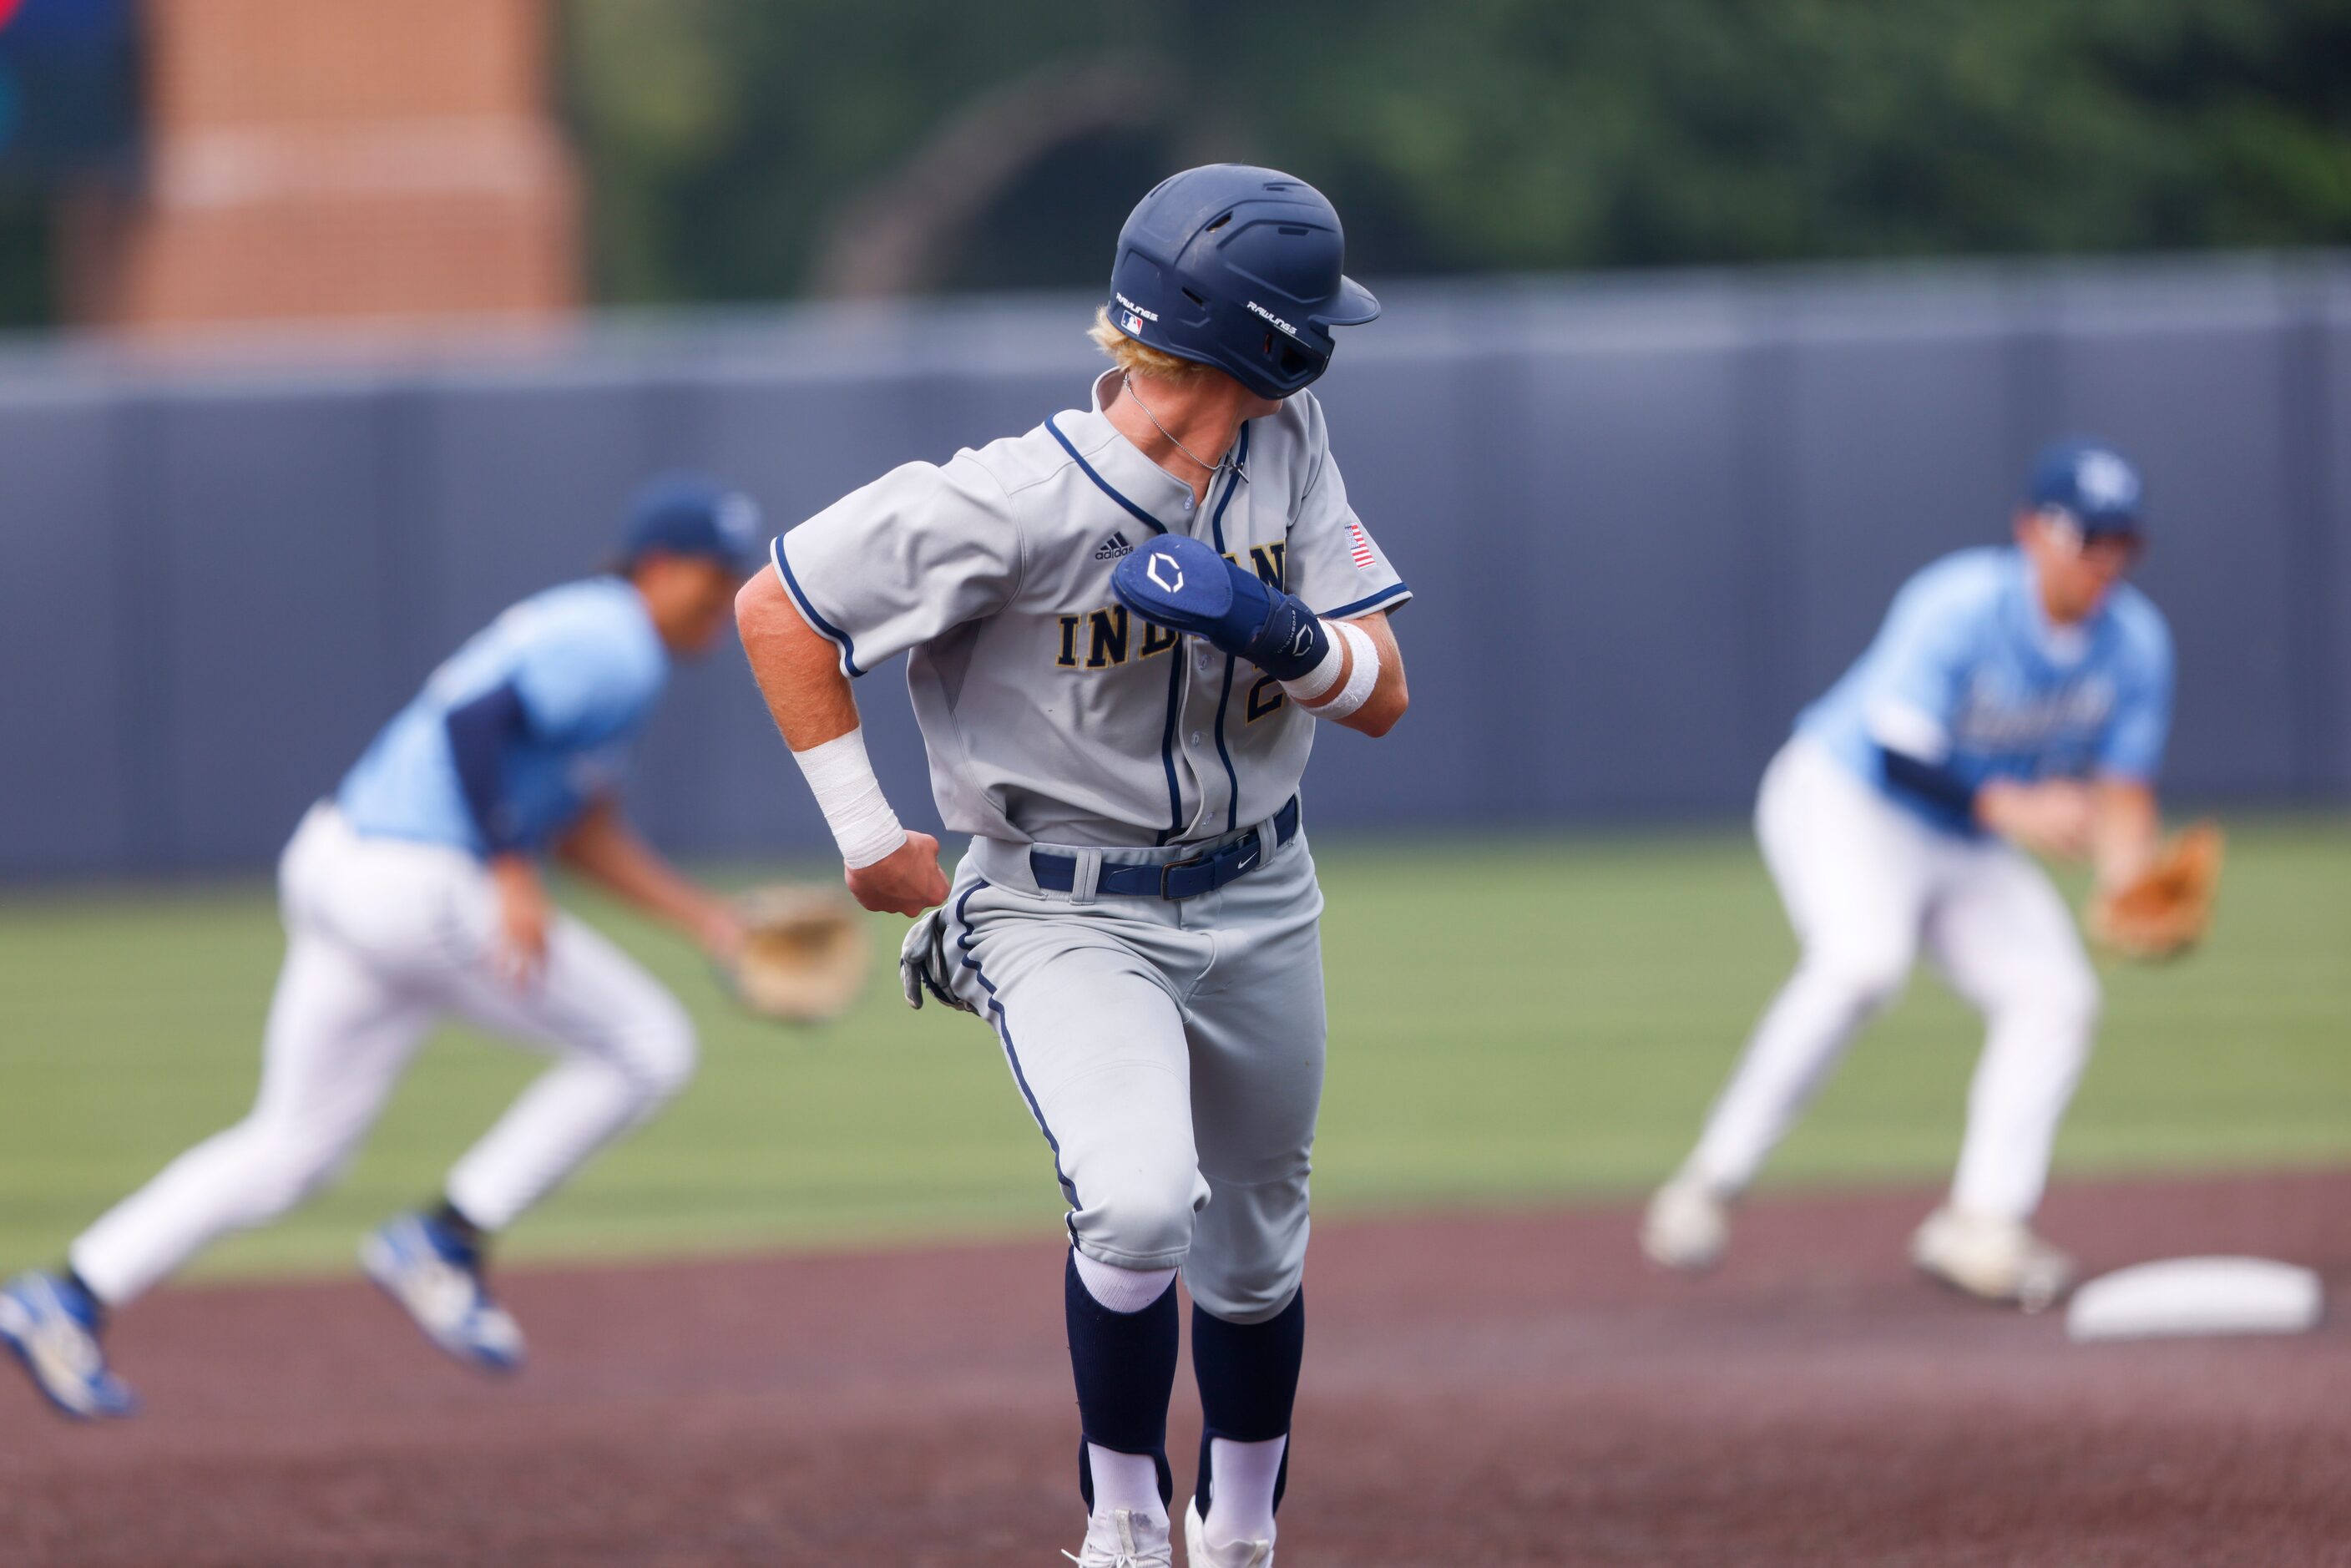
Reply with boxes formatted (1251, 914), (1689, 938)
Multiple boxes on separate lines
(1347, 519), (1376, 569)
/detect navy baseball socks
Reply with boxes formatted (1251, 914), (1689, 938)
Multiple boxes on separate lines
(1191, 1290), (1302, 1550)
(1065, 1250), (1179, 1530)
(1064, 1248), (1305, 1555)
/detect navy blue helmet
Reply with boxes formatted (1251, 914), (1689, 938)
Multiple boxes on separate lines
(2026, 438), (2144, 538)
(1105, 164), (1379, 400)
(620, 473), (764, 572)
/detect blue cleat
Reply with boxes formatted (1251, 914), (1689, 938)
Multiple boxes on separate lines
(0, 1271), (138, 1419)
(359, 1214), (525, 1373)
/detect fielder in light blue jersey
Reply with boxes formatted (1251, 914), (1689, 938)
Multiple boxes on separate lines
(1, 478), (761, 1420)
(1645, 439), (2177, 1310)
(1797, 546), (2172, 835)
(337, 576), (671, 856)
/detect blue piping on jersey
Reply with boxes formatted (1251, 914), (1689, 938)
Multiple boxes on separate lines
(1154, 650), (1186, 846)
(1211, 663), (1241, 835)
(1206, 425), (1251, 834)
(1322, 580), (1411, 621)
(953, 878), (1079, 1208)
(1043, 413), (1187, 840)
(1206, 426), (1250, 557)
(1047, 417), (1169, 536)
(771, 535), (863, 677)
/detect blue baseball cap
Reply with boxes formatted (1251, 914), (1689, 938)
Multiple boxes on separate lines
(2026, 439), (2144, 537)
(620, 473), (764, 571)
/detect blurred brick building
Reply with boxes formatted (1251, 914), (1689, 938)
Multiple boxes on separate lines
(71, 0), (578, 333)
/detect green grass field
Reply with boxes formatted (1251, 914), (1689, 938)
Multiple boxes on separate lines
(2, 821), (2345, 1281)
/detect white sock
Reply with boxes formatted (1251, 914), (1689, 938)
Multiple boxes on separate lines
(1072, 1248), (1176, 1313)
(1088, 1444), (1168, 1529)
(1206, 1434), (1286, 1545)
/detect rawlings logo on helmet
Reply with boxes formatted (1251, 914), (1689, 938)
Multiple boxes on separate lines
(1106, 164), (1379, 399)
(1246, 301), (1301, 340)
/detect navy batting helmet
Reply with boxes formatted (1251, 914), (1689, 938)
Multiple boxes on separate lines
(1105, 164), (1379, 400)
(2026, 438), (2144, 538)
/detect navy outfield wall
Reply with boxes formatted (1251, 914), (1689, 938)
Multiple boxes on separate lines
(1, 253), (2346, 878)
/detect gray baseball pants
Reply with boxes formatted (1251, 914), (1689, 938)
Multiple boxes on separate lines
(944, 822), (1327, 1324)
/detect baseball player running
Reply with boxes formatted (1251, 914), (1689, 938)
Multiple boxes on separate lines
(1643, 441), (2176, 1310)
(0, 478), (761, 1419)
(736, 165), (1408, 1567)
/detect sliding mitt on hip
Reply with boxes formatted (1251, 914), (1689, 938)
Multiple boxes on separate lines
(2086, 820), (2225, 964)
(1111, 534), (1329, 680)
(723, 885), (872, 1023)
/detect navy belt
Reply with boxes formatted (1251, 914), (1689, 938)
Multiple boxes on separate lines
(1031, 797), (1300, 901)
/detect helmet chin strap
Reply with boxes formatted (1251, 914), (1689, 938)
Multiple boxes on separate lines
(1121, 373), (1242, 480)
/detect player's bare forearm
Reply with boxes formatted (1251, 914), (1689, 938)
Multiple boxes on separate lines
(736, 569), (861, 750)
(734, 568), (947, 915)
(2090, 779), (2160, 894)
(1300, 611), (1409, 737)
(1976, 777), (2096, 860)
(555, 798), (745, 958)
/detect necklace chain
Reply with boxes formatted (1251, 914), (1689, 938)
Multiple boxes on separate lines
(1121, 373), (1234, 479)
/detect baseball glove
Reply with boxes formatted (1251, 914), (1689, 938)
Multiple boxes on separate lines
(2085, 820), (2225, 964)
(723, 884), (872, 1024)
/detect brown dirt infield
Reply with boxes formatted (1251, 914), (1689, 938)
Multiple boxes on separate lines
(3, 1171), (2348, 1566)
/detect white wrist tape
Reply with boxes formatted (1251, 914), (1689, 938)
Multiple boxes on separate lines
(790, 727), (908, 870)
(1281, 622), (1348, 703)
(1284, 619), (1380, 720)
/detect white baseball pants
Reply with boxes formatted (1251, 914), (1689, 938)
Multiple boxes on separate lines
(1686, 739), (2101, 1221)
(70, 805), (696, 1306)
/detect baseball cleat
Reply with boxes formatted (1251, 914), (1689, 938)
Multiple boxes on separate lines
(0, 1271), (137, 1419)
(360, 1213), (524, 1373)
(1184, 1495), (1272, 1567)
(1910, 1206), (2075, 1313)
(1641, 1174), (1732, 1273)
(1063, 1507), (1173, 1567)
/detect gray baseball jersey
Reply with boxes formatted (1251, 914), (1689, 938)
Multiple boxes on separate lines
(771, 368), (1410, 847)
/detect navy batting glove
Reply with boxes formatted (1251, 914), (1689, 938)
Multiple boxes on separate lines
(1112, 535), (1330, 680)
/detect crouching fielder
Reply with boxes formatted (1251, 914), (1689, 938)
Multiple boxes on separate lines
(1644, 440), (2175, 1311)
(0, 478), (761, 1419)
(738, 165), (1408, 1566)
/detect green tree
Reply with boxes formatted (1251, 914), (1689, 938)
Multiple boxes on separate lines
(563, 0), (2351, 303)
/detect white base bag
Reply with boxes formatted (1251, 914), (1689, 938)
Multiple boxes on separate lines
(2066, 1256), (2324, 1343)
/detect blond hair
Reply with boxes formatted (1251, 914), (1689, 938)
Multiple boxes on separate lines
(1090, 305), (1217, 387)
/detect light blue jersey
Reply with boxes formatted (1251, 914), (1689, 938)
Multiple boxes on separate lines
(337, 578), (668, 854)
(1797, 547), (2172, 834)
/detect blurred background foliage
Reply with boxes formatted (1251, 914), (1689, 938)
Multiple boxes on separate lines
(0, 0), (2346, 328)
(563, 0), (2351, 306)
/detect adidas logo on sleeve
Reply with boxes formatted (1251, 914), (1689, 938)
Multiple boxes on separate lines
(1094, 531), (1135, 561)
